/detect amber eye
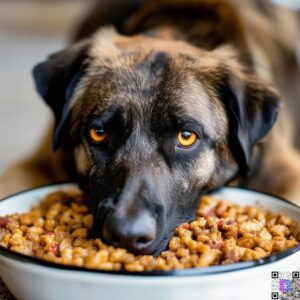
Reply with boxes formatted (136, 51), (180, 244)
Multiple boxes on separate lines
(177, 130), (198, 148)
(89, 127), (108, 143)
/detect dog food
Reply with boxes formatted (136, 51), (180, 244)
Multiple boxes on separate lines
(0, 189), (299, 272)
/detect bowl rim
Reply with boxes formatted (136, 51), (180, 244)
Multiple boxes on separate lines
(0, 183), (299, 277)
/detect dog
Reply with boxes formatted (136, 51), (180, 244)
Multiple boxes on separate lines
(0, 0), (299, 255)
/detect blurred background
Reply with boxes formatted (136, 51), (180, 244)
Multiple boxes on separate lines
(0, 0), (299, 175)
(0, 0), (94, 174)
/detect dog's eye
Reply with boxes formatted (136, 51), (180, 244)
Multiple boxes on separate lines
(89, 127), (108, 144)
(177, 130), (198, 148)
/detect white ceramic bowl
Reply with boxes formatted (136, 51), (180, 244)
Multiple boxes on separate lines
(0, 184), (299, 300)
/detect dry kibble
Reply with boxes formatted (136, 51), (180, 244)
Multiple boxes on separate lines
(85, 253), (100, 267)
(83, 214), (93, 228)
(0, 190), (299, 272)
(258, 228), (272, 241)
(169, 237), (182, 251)
(27, 226), (44, 235)
(44, 219), (56, 231)
(96, 249), (109, 262)
(26, 233), (40, 243)
(257, 240), (273, 252)
(110, 248), (126, 263)
(72, 228), (88, 239)
(176, 247), (189, 257)
(238, 220), (264, 234)
(277, 214), (292, 226)
(187, 240), (198, 251)
(72, 257), (84, 267)
(60, 248), (73, 259)
(33, 218), (45, 228)
(97, 262), (115, 270)
(20, 214), (33, 226)
(59, 237), (73, 251)
(125, 262), (144, 272)
(237, 238), (256, 249)
(268, 224), (290, 237)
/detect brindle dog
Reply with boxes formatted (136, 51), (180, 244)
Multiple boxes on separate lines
(0, 0), (299, 255)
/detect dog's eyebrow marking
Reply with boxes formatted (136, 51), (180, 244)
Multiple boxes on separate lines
(88, 105), (134, 137)
(89, 105), (124, 125)
(193, 149), (216, 185)
(74, 145), (90, 176)
(176, 74), (228, 141)
(172, 116), (209, 139)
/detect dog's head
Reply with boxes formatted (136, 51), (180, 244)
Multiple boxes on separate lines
(33, 28), (280, 255)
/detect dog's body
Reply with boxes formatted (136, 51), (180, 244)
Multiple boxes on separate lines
(1, 0), (300, 254)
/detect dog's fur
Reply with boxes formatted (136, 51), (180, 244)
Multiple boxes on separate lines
(1, 0), (300, 254)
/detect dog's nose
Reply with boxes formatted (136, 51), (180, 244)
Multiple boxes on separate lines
(102, 210), (156, 253)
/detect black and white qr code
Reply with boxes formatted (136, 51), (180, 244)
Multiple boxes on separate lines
(271, 271), (300, 299)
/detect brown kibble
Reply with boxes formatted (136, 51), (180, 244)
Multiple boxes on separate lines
(176, 247), (189, 257)
(33, 218), (45, 227)
(268, 225), (290, 237)
(277, 214), (292, 226)
(0, 190), (298, 272)
(187, 240), (198, 251)
(238, 220), (264, 234)
(110, 248), (126, 263)
(19, 214), (33, 226)
(169, 237), (182, 251)
(237, 238), (256, 249)
(257, 240), (273, 252)
(71, 228), (88, 239)
(83, 214), (93, 228)
(44, 219), (56, 231)
(125, 262), (144, 272)
(27, 226), (44, 235)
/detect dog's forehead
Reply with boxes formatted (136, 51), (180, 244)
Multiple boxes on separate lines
(72, 30), (228, 140)
(89, 27), (204, 61)
(79, 50), (173, 118)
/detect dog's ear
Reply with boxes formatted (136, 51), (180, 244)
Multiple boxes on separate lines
(219, 71), (281, 176)
(32, 40), (90, 150)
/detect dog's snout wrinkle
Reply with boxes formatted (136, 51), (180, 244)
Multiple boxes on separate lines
(113, 173), (157, 215)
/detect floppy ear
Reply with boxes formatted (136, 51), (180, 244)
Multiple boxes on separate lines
(219, 71), (281, 176)
(32, 40), (90, 150)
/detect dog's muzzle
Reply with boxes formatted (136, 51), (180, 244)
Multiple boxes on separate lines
(92, 174), (167, 255)
(102, 209), (157, 253)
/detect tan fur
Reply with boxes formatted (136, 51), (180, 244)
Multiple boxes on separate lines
(176, 74), (227, 140)
(74, 144), (91, 176)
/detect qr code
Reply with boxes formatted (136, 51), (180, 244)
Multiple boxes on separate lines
(271, 271), (300, 299)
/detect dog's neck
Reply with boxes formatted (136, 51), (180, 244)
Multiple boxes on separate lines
(125, 0), (254, 69)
